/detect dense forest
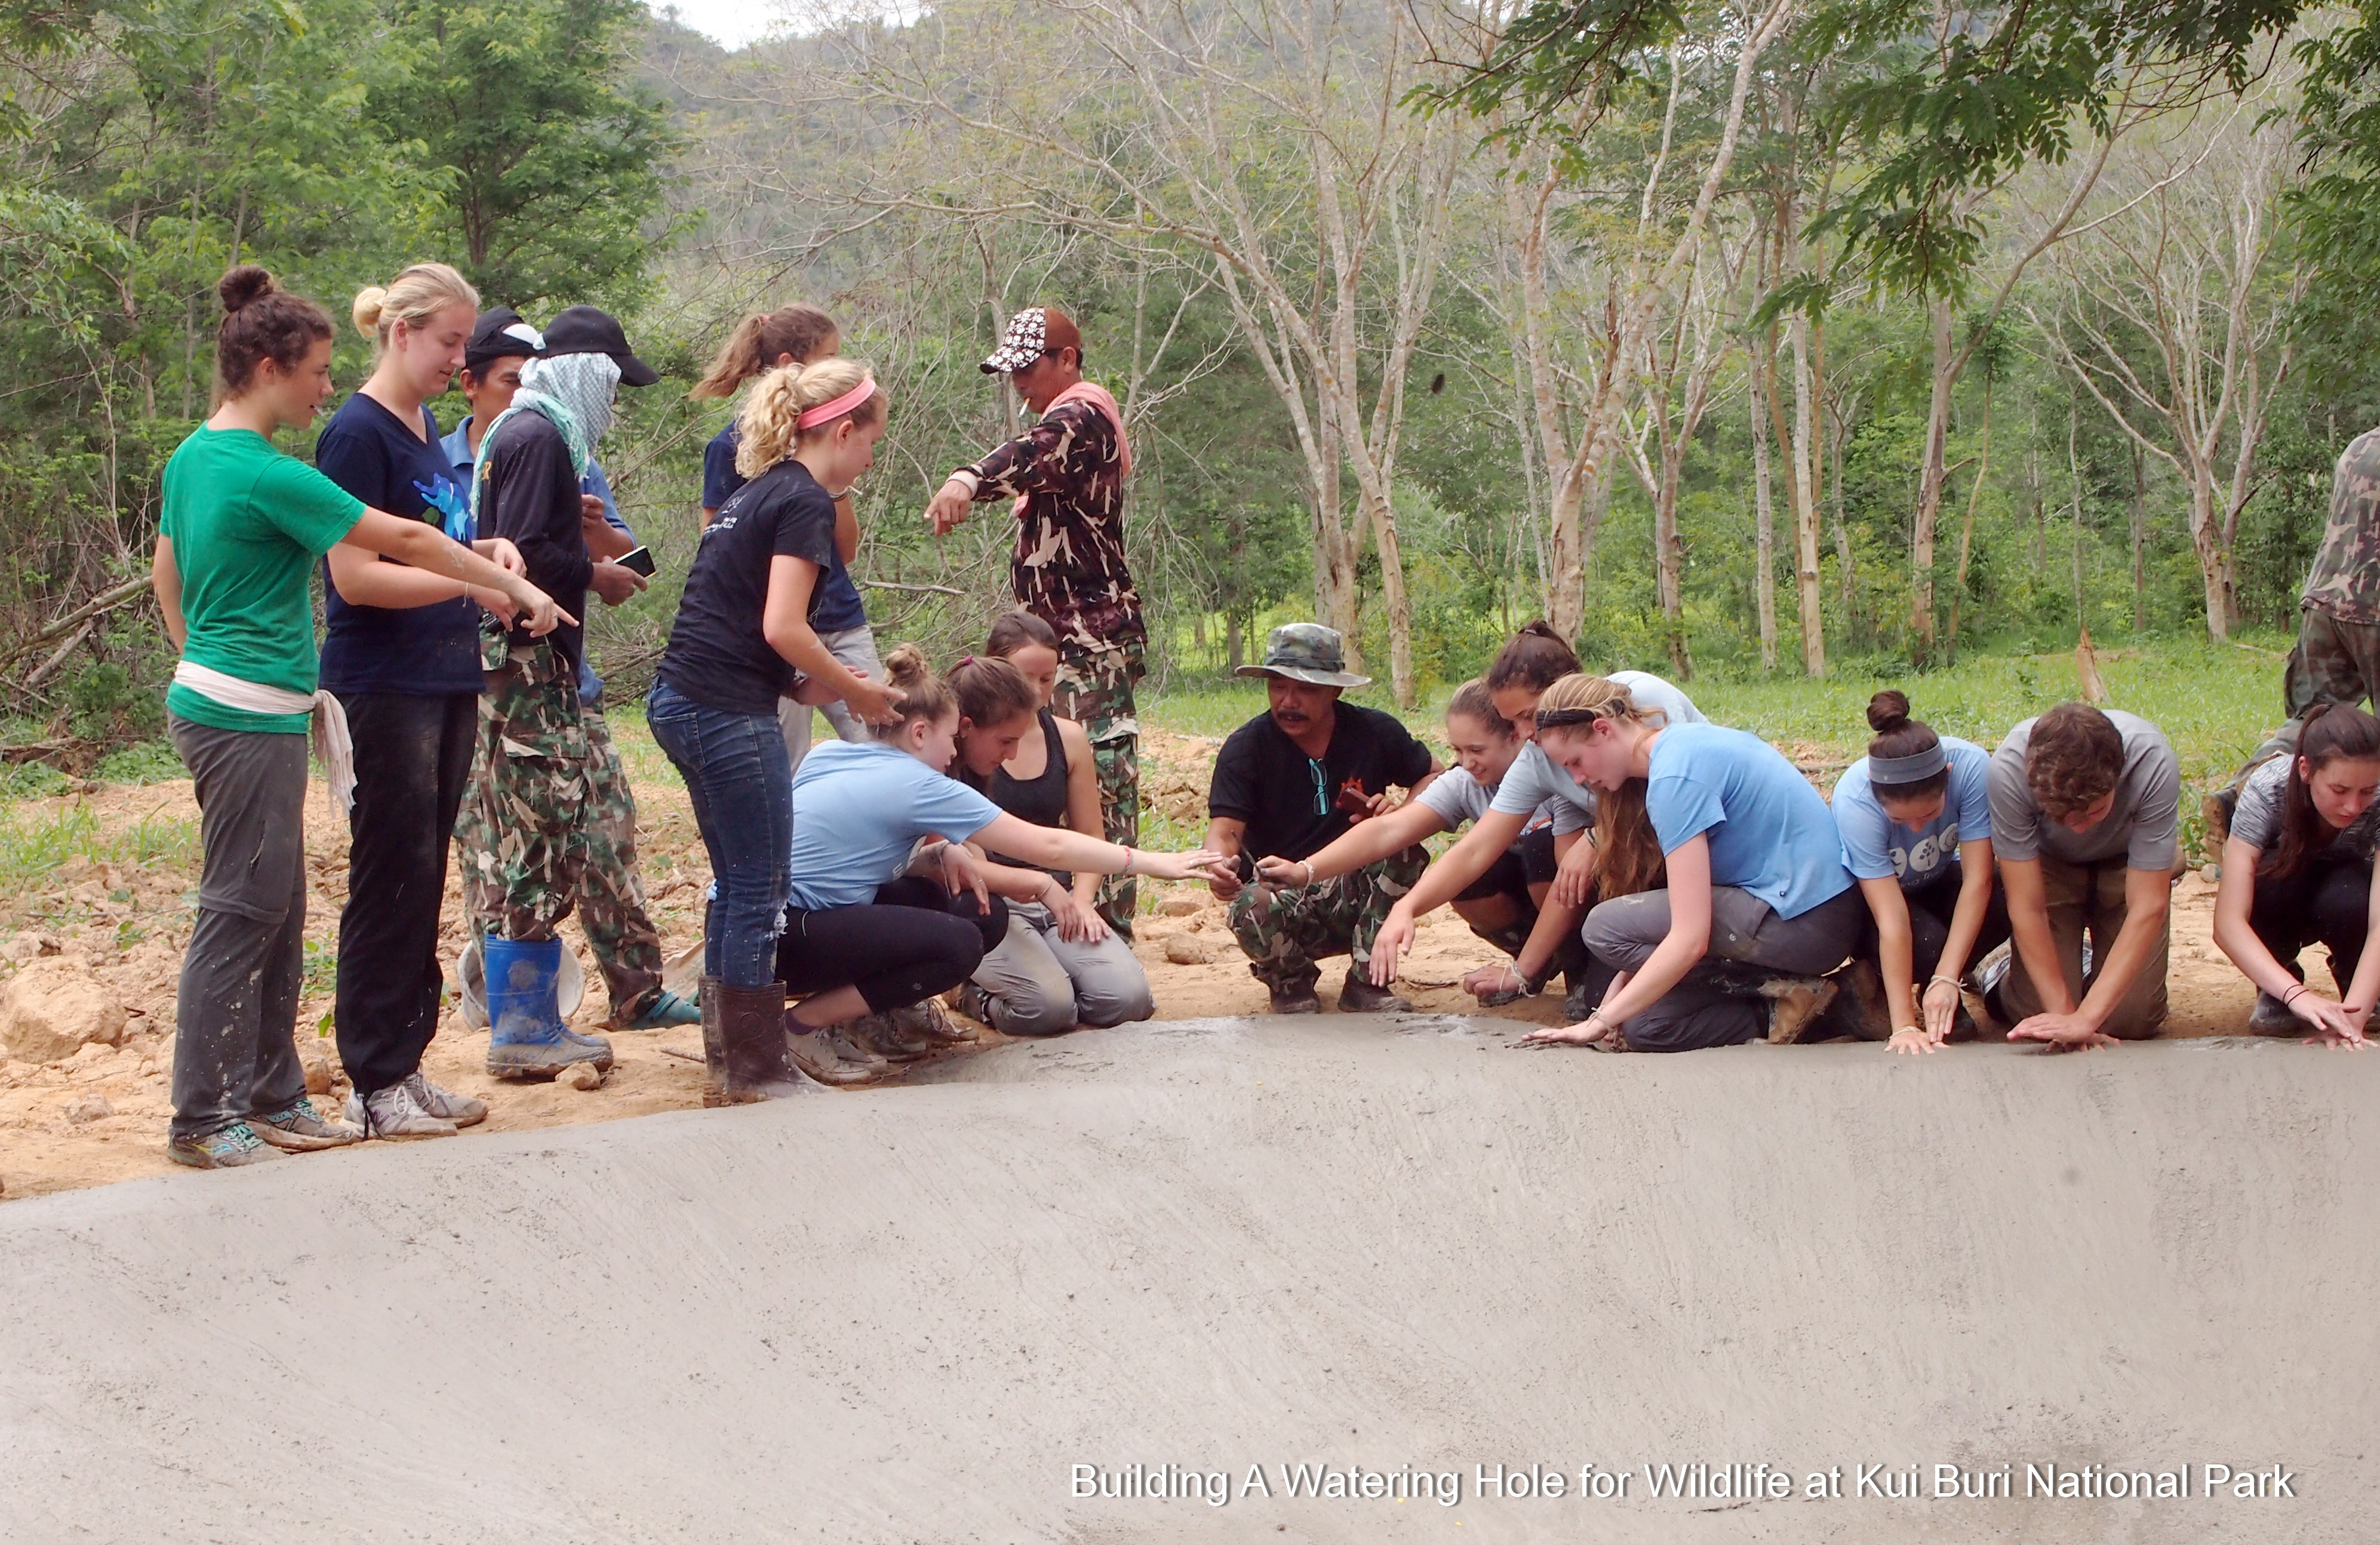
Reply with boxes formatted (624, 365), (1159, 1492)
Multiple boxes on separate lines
(7, 0), (2380, 752)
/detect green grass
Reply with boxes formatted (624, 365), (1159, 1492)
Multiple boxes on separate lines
(0, 802), (196, 890)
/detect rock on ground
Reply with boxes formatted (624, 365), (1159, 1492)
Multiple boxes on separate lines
(2, 958), (128, 1064)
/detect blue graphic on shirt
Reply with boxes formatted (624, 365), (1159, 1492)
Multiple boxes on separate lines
(414, 472), (472, 543)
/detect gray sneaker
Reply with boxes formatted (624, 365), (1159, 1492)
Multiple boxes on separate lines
(2249, 990), (2299, 1035)
(167, 1122), (282, 1169)
(251, 1096), (360, 1151)
(346, 1082), (459, 1140)
(402, 1072), (487, 1128)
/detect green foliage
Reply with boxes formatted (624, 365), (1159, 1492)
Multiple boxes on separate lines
(370, 0), (678, 311)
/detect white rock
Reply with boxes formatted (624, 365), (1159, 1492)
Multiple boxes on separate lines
(62, 1094), (113, 1124)
(1164, 934), (1213, 965)
(1, 958), (129, 1064)
(561, 1061), (605, 1092)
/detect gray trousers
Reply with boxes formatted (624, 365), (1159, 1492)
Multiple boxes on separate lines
(777, 624), (881, 771)
(971, 900), (1154, 1037)
(1580, 884), (1867, 1052)
(167, 715), (311, 1138)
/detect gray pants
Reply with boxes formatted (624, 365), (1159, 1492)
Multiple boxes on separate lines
(1580, 884), (1867, 1052)
(778, 624), (881, 771)
(167, 715), (311, 1138)
(971, 900), (1154, 1037)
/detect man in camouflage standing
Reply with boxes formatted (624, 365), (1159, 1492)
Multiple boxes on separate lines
(2287, 424), (2380, 719)
(927, 305), (1146, 937)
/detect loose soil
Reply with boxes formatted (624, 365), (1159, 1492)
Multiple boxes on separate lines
(0, 727), (2268, 1200)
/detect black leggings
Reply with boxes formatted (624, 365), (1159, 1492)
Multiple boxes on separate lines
(1858, 866), (2012, 988)
(777, 878), (1008, 1014)
(2249, 852), (2372, 993)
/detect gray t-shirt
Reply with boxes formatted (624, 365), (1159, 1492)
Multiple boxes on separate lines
(2228, 754), (2380, 860)
(1415, 764), (1555, 829)
(1485, 669), (1707, 835)
(1986, 709), (2180, 870)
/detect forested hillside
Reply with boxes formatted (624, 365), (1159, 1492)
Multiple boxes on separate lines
(5, 0), (2378, 756)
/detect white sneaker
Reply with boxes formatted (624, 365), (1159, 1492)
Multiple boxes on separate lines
(403, 1072), (488, 1128)
(346, 1081), (459, 1140)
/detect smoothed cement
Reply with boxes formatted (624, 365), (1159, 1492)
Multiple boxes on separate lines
(2, 1016), (2373, 1543)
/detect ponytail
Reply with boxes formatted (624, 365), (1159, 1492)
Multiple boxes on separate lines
(1486, 620), (1580, 694)
(693, 304), (840, 399)
(734, 357), (884, 479)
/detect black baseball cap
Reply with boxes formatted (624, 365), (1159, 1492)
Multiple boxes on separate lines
(542, 304), (659, 387)
(463, 307), (546, 374)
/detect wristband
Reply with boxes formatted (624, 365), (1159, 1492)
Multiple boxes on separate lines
(2281, 982), (2308, 1006)
(1514, 962), (1549, 996)
(1928, 975), (1962, 990)
(1302, 860), (1316, 887)
(1893, 1024), (1924, 1039)
(1119, 845), (1136, 877)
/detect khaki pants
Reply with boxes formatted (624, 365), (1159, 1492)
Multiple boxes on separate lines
(1997, 855), (2169, 1038)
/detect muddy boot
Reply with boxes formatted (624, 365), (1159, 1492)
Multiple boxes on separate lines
(1257, 962), (1321, 1014)
(1760, 976), (1840, 1045)
(484, 937), (614, 1081)
(1825, 958), (1895, 1041)
(784, 1010), (887, 1087)
(699, 976), (728, 1108)
(1339, 970), (1412, 1014)
(847, 1009), (936, 1061)
(713, 980), (814, 1102)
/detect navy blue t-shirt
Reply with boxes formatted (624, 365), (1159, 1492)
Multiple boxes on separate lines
(315, 393), (482, 695)
(703, 424), (868, 632)
(660, 458), (842, 716)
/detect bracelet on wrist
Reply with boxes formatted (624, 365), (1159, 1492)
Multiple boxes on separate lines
(1515, 962), (1549, 996)
(1928, 974), (1962, 990)
(2282, 982), (2307, 1005)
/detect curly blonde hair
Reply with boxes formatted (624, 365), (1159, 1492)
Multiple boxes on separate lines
(735, 357), (885, 479)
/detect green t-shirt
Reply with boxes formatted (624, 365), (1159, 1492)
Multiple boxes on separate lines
(161, 426), (364, 734)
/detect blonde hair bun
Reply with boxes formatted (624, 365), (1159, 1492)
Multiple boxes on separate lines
(352, 285), (389, 338)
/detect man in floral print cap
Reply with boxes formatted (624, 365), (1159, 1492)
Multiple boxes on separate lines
(927, 304), (1147, 937)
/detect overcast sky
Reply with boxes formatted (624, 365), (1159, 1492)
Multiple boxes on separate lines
(650, 0), (784, 50)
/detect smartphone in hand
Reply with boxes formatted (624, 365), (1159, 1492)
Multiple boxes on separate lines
(616, 546), (657, 578)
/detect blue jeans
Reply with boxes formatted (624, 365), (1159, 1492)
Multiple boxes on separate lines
(647, 678), (792, 987)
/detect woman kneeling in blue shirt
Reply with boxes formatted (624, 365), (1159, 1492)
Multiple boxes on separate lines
(1521, 674), (1865, 1052)
(1831, 691), (2006, 1053)
(774, 648), (1229, 1085)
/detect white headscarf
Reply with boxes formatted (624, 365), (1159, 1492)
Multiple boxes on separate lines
(521, 351), (622, 459)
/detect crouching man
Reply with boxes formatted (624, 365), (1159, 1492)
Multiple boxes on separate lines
(1985, 701), (2180, 1047)
(1203, 624), (1442, 1014)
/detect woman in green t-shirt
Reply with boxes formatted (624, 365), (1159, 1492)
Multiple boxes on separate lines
(149, 265), (566, 1170)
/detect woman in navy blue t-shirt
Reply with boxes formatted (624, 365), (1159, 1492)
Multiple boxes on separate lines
(315, 263), (522, 1139)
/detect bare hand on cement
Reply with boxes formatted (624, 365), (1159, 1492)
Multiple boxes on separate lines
(2007, 1011), (2119, 1051)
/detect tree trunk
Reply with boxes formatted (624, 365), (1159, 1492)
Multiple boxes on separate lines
(2130, 442), (2148, 630)
(1355, 475), (1416, 706)
(2191, 473), (2233, 640)
(1788, 316), (1826, 676)
(1226, 612), (1243, 673)
(1749, 340), (1778, 673)
(1945, 377), (1992, 658)
(1655, 444), (1690, 679)
(1911, 295), (1953, 661)
(1546, 463), (1586, 643)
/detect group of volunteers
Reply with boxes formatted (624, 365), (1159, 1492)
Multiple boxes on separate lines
(150, 261), (2378, 1168)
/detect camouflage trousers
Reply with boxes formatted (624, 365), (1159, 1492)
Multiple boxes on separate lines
(2284, 605), (2380, 720)
(1051, 634), (1142, 940)
(456, 641), (666, 1024)
(1228, 846), (1429, 995)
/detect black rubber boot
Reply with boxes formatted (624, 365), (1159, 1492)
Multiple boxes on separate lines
(717, 980), (815, 1102)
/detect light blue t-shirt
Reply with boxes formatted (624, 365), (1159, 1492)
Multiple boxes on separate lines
(1645, 723), (1853, 919)
(786, 741), (1003, 911)
(1831, 737), (1993, 891)
(1486, 669), (1708, 833)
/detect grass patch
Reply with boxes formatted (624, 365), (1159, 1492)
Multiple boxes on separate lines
(0, 803), (197, 890)
(91, 738), (185, 784)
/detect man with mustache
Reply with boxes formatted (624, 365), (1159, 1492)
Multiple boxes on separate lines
(1204, 624), (1442, 1015)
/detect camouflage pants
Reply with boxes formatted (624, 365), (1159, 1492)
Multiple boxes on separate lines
(1051, 634), (1142, 939)
(2284, 605), (2380, 720)
(1228, 846), (1429, 995)
(457, 642), (665, 1024)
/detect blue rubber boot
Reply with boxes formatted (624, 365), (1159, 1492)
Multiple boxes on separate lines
(483, 937), (615, 1081)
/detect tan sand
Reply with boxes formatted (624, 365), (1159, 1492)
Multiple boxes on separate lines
(2, 1020), (2371, 1542)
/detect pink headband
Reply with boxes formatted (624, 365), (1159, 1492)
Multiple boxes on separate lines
(797, 376), (878, 429)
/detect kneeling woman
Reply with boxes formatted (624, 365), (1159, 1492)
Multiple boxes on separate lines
(1520, 675), (1865, 1052)
(2210, 703), (2380, 1046)
(1832, 691), (2007, 1054)
(778, 648), (1225, 1078)
(1277, 680), (1571, 1005)
(946, 620), (1155, 1036)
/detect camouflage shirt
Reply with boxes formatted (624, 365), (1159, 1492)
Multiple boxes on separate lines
(961, 398), (1144, 653)
(2304, 426), (2380, 623)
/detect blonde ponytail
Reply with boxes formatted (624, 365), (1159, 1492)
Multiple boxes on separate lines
(352, 262), (479, 356)
(734, 356), (884, 479)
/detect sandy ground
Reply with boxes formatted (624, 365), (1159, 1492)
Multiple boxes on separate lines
(4, 1023), (2372, 1543)
(0, 728), (2270, 1200)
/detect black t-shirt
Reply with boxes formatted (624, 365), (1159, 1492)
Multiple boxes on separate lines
(1209, 703), (1435, 862)
(658, 458), (840, 716)
(480, 411), (591, 669)
(313, 393), (482, 695)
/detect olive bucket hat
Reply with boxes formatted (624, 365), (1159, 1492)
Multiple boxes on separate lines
(1234, 623), (1371, 688)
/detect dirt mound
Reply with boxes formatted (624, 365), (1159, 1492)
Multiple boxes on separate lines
(1, 1025), (2368, 1542)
